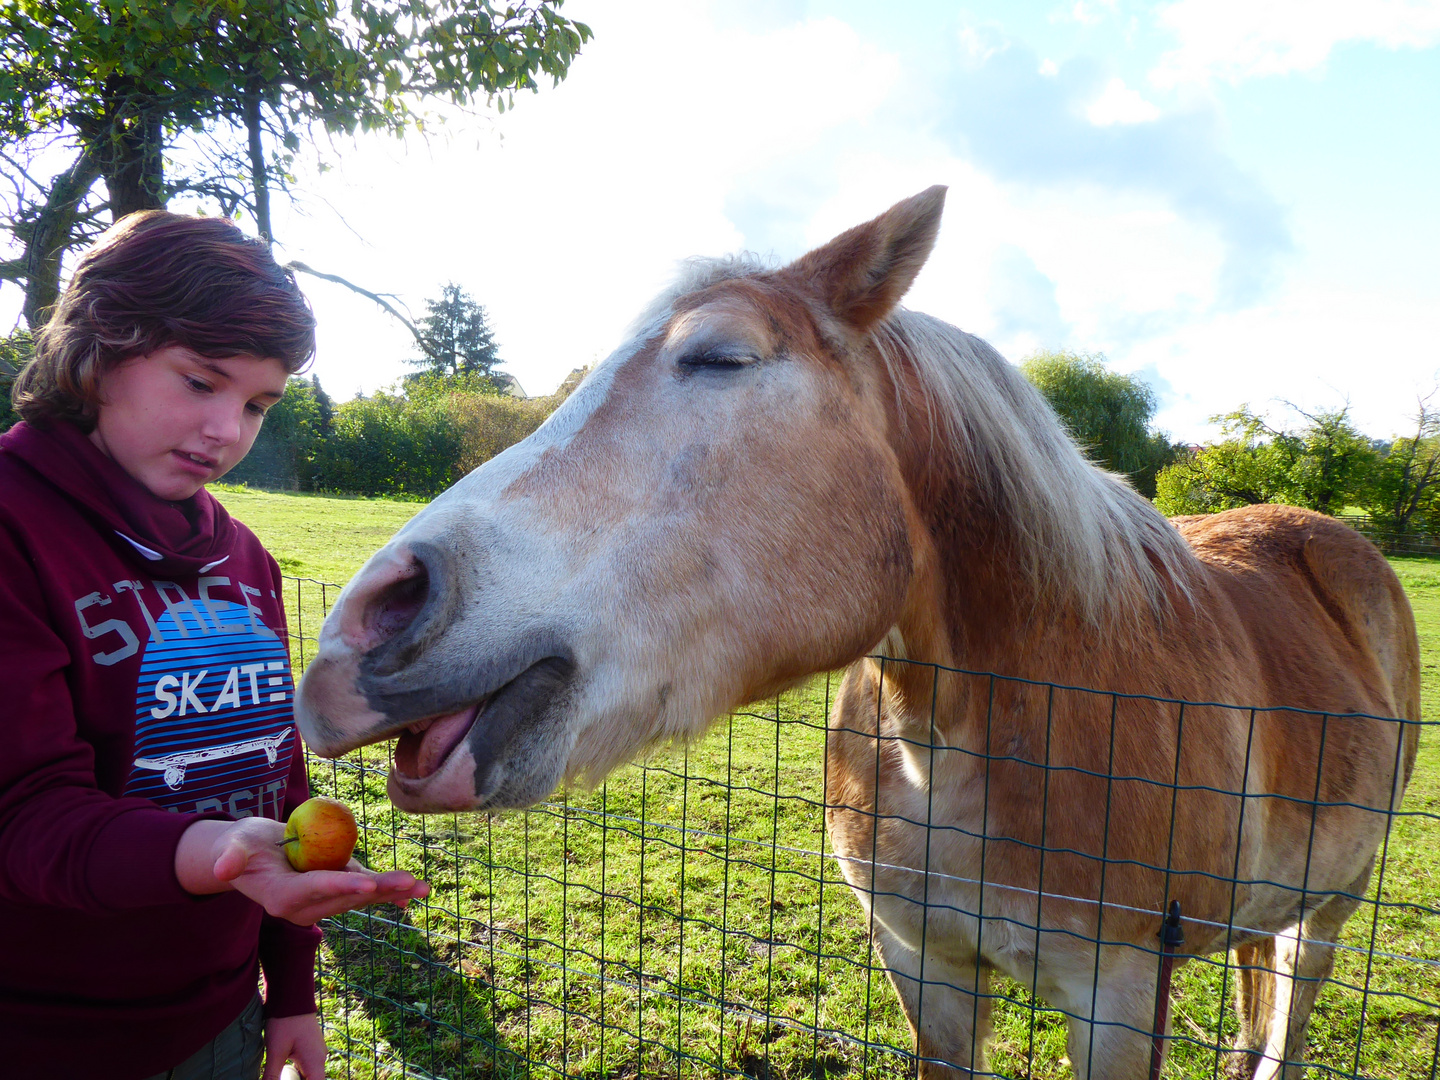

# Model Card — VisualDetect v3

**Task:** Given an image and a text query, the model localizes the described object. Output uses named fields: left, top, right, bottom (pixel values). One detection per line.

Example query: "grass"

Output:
left=215, top=487, right=1439, bottom=1080
left=210, top=483, right=423, bottom=586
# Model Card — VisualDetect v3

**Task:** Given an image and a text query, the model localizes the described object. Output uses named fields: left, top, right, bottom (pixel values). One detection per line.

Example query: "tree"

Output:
left=1154, top=439, right=1288, bottom=516
left=1020, top=350, right=1179, bottom=497
left=223, top=375, right=324, bottom=489
left=405, top=283, right=503, bottom=386
left=309, top=373, right=334, bottom=437
left=0, top=1, right=591, bottom=326
left=311, top=387, right=464, bottom=497
left=1154, top=403, right=1378, bottom=517
left=1278, top=404, right=1377, bottom=514
left=1359, top=394, right=1440, bottom=536
left=0, top=328, right=33, bottom=432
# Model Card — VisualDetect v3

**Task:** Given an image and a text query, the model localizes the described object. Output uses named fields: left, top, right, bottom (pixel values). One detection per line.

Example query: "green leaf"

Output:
left=0, top=0, right=592, bottom=271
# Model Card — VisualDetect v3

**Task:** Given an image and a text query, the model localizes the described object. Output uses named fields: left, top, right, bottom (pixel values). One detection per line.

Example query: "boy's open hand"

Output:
left=177, top=817, right=429, bottom=925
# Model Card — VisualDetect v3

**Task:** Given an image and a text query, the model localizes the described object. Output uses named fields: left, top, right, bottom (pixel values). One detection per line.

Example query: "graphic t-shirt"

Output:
left=127, top=595, right=296, bottom=815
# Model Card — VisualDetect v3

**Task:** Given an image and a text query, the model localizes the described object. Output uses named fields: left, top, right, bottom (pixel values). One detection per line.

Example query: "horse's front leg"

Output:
left=870, top=918, right=993, bottom=1079
left=1040, top=942, right=1166, bottom=1080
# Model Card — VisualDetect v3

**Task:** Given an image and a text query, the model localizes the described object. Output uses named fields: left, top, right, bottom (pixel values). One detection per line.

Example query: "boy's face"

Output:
left=88, top=345, right=289, bottom=501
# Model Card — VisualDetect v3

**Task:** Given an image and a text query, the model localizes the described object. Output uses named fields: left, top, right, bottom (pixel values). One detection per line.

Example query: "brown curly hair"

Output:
left=12, top=211, right=316, bottom=431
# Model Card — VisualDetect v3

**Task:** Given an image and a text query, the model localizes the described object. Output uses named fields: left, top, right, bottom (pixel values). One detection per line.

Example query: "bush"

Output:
left=312, top=389, right=464, bottom=498
left=0, top=330, right=34, bottom=434
left=449, top=392, right=553, bottom=474
left=241, top=366, right=591, bottom=499
left=1154, top=405, right=1377, bottom=518
left=225, top=377, right=325, bottom=489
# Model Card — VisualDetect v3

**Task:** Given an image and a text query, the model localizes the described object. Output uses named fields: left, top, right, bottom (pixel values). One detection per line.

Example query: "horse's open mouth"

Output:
left=388, top=655, right=575, bottom=783
left=393, top=700, right=485, bottom=780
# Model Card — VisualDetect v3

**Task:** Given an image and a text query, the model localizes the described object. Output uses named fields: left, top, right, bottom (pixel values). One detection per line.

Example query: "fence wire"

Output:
left=1339, top=515, right=1440, bottom=559
left=283, top=576, right=1439, bottom=1080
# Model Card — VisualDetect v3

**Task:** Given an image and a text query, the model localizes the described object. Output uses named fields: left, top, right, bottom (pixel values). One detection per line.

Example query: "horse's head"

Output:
left=295, top=187, right=947, bottom=811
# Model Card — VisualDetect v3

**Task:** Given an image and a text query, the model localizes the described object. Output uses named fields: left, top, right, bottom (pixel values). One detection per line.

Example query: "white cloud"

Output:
left=1068, top=0, right=1118, bottom=27
left=1133, top=283, right=1440, bottom=441
left=932, top=42, right=1290, bottom=307
left=282, top=6, right=1300, bottom=421
left=1152, top=0, right=1440, bottom=86
left=958, top=23, right=1008, bottom=64
left=1086, top=77, right=1162, bottom=125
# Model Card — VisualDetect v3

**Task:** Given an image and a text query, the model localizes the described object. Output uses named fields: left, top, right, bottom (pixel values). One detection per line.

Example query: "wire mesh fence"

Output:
left=283, top=576, right=1439, bottom=1080
left=1338, top=516, right=1440, bottom=559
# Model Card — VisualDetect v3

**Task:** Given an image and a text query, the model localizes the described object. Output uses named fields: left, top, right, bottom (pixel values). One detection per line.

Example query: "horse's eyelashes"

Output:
left=678, top=352, right=755, bottom=371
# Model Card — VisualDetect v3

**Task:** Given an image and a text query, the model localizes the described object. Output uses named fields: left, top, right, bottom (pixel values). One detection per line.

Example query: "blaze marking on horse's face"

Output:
left=296, top=263, right=918, bottom=810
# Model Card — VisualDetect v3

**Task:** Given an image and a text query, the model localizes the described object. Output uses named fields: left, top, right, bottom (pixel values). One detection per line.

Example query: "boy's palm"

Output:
left=210, top=817, right=428, bottom=925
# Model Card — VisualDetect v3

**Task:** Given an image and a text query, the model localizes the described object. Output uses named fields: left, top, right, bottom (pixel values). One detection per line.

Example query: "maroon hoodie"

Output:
left=0, top=420, right=320, bottom=1079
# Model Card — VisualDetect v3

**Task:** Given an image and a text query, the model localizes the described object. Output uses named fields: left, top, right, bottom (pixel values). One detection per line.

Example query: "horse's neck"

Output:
left=882, top=427, right=1145, bottom=719
left=898, top=506, right=1081, bottom=672
left=872, top=523, right=1105, bottom=762
left=871, top=327, right=1184, bottom=719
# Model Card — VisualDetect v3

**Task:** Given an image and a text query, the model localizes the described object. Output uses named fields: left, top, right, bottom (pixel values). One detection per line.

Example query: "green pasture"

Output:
left=218, top=487, right=1438, bottom=1080
left=212, top=484, right=424, bottom=586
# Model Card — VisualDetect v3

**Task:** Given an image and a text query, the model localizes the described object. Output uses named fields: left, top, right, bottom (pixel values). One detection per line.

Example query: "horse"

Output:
left=295, top=187, right=1420, bottom=1080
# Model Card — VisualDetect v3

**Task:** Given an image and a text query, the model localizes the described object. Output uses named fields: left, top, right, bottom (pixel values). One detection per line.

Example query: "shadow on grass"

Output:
left=317, top=902, right=529, bottom=1080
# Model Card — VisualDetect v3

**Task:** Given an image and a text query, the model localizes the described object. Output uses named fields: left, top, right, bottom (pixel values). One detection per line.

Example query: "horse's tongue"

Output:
left=413, top=704, right=480, bottom=778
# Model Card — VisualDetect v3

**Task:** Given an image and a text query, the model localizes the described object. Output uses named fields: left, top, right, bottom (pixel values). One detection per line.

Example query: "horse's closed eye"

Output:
left=678, top=353, right=756, bottom=372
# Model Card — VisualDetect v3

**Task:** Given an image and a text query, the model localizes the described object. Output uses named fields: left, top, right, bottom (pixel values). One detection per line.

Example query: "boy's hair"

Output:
left=13, top=211, right=317, bottom=430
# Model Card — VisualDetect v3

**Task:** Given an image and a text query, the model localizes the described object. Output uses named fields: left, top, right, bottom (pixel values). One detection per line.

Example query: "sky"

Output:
left=95, top=0, right=1440, bottom=441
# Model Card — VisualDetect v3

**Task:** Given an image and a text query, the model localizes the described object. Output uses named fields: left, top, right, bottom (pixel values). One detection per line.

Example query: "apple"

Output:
left=278, top=796, right=358, bottom=872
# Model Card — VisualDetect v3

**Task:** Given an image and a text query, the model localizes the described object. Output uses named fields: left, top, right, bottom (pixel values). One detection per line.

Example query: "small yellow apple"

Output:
left=279, top=796, right=358, bottom=872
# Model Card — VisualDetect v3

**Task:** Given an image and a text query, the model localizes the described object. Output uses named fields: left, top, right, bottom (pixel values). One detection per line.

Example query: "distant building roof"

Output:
left=494, top=372, right=526, bottom=398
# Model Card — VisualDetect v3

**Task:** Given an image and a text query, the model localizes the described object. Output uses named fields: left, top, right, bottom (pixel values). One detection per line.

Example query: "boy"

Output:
left=0, top=211, right=428, bottom=1079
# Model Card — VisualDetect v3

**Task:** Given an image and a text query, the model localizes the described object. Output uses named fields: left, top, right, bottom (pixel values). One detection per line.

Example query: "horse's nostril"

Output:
left=358, top=559, right=430, bottom=652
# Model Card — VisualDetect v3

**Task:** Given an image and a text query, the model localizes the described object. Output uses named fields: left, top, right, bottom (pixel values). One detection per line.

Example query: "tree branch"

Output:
left=284, top=260, right=442, bottom=361
left=0, top=146, right=50, bottom=196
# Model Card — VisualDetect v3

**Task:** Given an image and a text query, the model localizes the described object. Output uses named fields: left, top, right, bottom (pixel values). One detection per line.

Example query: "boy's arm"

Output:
left=0, top=521, right=429, bottom=926
left=166, top=650, right=428, bottom=922
left=0, top=529, right=425, bottom=920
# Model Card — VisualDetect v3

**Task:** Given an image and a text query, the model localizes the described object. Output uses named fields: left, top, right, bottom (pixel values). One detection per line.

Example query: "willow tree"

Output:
left=0, top=0, right=590, bottom=326
left=1020, top=349, right=1179, bottom=497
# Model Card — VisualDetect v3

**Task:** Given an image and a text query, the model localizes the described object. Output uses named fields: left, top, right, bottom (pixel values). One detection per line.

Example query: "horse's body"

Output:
left=296, top=188, right=1420, bottom=1079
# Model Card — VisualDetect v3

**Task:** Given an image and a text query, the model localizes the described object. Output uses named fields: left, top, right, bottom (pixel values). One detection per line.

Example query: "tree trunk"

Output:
left=20, top=146, right=104, bottom=328
left=102, top=110, right=166, bottom=219
left=244, top=85, right=272, bottom=244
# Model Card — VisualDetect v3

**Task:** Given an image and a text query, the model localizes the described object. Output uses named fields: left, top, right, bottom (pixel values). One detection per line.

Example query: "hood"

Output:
left=1, top=420, right=238, bottom=577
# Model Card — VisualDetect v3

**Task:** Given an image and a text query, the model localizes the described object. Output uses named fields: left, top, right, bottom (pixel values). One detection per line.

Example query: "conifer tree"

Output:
left=407, top=283, right=503, bottom=389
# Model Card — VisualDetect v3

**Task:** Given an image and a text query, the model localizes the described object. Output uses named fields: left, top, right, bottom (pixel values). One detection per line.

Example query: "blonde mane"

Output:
left=624, top=253, right=775, bottom=340
left=873, top=311, right=1203, bottom=624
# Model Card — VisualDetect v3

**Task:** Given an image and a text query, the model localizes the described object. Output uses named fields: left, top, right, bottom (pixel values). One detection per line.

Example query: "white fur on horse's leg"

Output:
left=871, top=924, right=990, bottom=1079
left=1053, top=946, right=1161, bottom=1080
left=1262, top=866, right=1371, bottom=1080
left=1252, top=930, right=1301, bottom=1080
left=1231, top=940, right=1278, bottom=1080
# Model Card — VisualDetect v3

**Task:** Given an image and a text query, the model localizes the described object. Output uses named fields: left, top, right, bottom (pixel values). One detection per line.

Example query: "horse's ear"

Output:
left=786, top=185, right=947, bottom=332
